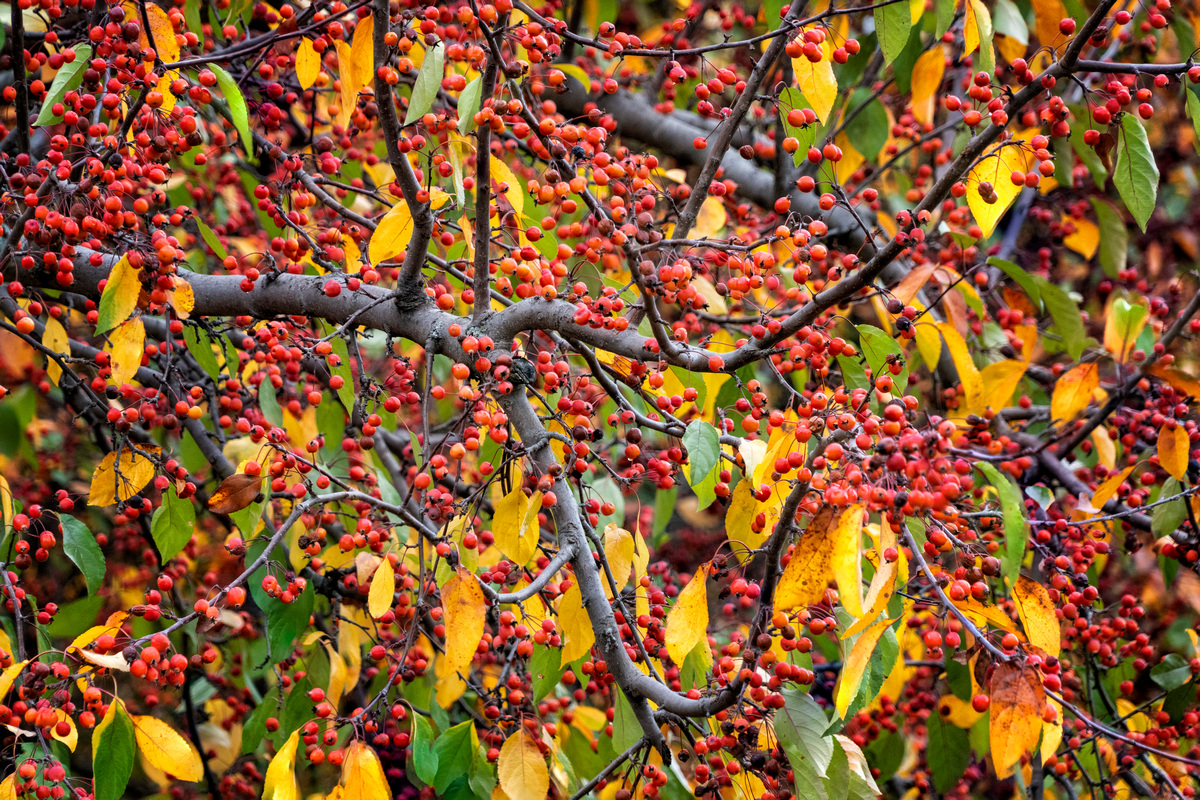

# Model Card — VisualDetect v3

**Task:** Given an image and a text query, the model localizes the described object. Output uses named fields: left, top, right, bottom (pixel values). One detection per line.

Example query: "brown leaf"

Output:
left=207, top=473, right=264, bottom=514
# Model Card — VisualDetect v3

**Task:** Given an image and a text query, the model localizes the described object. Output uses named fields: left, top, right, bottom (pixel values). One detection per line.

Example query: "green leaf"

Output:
left=839, top=355, right=870, bottom=393
left=248, top=539, right=314, bottom=660
left=258, top=382, right=283, bottom=428
left=1069, top=105, right=1108, bottom=186
left=1091, top=197, right=1128, bottom=279
left=875, top=1, right=912, bottom=66
left=60, top=515, right=105, bottom=595
left=456, top=76, right=483, bottom=135
left=987, top=257, right=1042, bottom=310
left=856, top=324, right=908, bottom=395
left=195, top=219, right=229, bottom=263
left=1151, top=653, right=1192, bottom=690
left=240, top=699, right=269, bottom=754
left=935, top=0, right=956, bottom=37
left=765, top=0, right=786, bottom=28
left=209, top=63, right=253, bottom=152
left=611, top=687, right=641, bottom=754
left=843, top=89, right=888, bottom=162
left=946, top=655, right=973, bottom=701
left=408, top=711, right=439, bottom=786
left=1112, top=113, right=1159, bottom=232
left=974, top=462, right=1028, bottom=588
left=405, top=42, right=445, bottom=125
left=150, top=488, right=196, bottom=564
left=326, top=331, right=357, bottom=411
left=1187, top=87, right=1200, bottom=158
left=774, top=689, right=833, bottom=800
left=183, top=325, right=222, bottom=381
left=652, top=485, right=677, bottom=538
left=46, top=594, right=105, bottom=639
left=184, top=1, right=204, bottom=43
left=34, top=44, right=92, bottom=126
left=432, top=721, right=476, bottom=794
left=530, top=644, right=566, bottom=702
left=1033, top=276, right=1087, bottom=361
left=682, top=420, right=721, bottom=496
left=780, top=87, right=819, bottom=167
left=1153, top=478, right=1187, bottom=538
left=92, top=701, right=136, bottom=800
left=926, top=711, right=972, bottom=793
left=991, top=0, right=1028, bottom=43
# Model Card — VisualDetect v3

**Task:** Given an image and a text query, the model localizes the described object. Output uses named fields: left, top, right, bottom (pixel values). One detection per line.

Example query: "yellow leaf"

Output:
left=792, top=31, right=837, bottom=124
left=263, top=730, right=301, bottom=800
left=964, top=0, right=988, bottom=56
left=42, top=316, right=67, bottom=386
left=1150, top=364, right=1200, bottom=398
left=1031, top=0, right=1069, bottom=51
left=831, top=505, right=865, bottom=617
left=0, top=476, right=11, bottom=540
left=89, top=445, right=160, bottom=506
left=725, top=479, right=781, bottom=558
left=107, top=317, right=145, bottom=387
left=1103, top=297, right=1149, bottom=363
left=441, top=566, right=485, bottom=676
left=967, top=143, right=1030, bottom=238
left=558, top=583, right=595, bottom=666
left=602, top=524, right=635, bottom=598
left=939, top=695, right=984, bottom=728
left=1158, top=425, right=1190, bottom=481
left=124, top=1, right=179, bottom=62
left=491, top=156, right=524, bottom=219
left=834, top=133, right=865, bottom=184
left=493, top=488, right=542, bottom=568
left=1013, top=575, right=1060, bottom=657
left=98, top=255, right=140, bottom=333
left=664, top=564, right=709, bottom=664
left=694, top=197, right=727, bottom=238
left=937, top=323, right=981, bottom=411
left=296, top=38, right=320, bottom=91
left=132, top=715, right=204, bottom=782
left=340, top=741, right=389, bottom=800
left=1092, top=426, right=1117, bottom=470
left=350, top=16, right=375, bottom=92
left=773, top=505, right=839, bottom=613
left=335, top=40, right=357, bottom=129
left=913, top=322, right=942, bottom=369
left=1050, top=362, right=1099, bottom=424
left=367, top=558, right=395, bottom=619
left=367, top=190, right=449, bottom=264
left=69, top=611, right=129, bottom=653
left=49, top=709, right=76, bottom=751
left=835, top=614, right=895, bottom=716
left=169, top=276, right=194, bottom=318
left=0, top=660, right=28, bottom=698
left=843, top=524, right=902, bottom=637
left=0, top=775, right=14, bottom=800
left=951, top=596, right=1020, bottom=634
left=973, top=360, right=1027, bottom=415
left=1093, top=465, right=1135, bottom=510
left=498, top=733, right=549, bottom=800
left=1063, top=216, right=1099, bottom=259
left=989, top=661, right=1047, bottom=778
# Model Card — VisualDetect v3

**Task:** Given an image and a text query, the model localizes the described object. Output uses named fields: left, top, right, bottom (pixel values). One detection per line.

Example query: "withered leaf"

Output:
left=207, top=473, right=264, bottom=514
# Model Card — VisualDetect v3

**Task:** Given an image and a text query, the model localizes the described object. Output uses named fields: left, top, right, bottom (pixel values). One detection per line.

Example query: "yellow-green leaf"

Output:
left=834, top=614, right=895, bottom=716
left=131, top=715, right=204, bottom=782
left=664, top=564, right=709, bottom=665
left=367, top=557, right=395, bottom=619
left=441, top=566, right=485, bottom=676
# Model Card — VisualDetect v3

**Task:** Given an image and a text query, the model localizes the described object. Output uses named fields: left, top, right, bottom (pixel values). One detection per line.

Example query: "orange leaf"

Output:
left=1050, top=362, right=1099, bottom=424
left=206, top=473, right=264, bottom=515
left=1159, top=425, right=1190, bottom=481
left=989, top=661, right=1047, bottom=778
